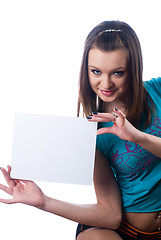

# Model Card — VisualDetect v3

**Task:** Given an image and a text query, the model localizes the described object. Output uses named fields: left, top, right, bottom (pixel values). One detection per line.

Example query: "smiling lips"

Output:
left=100, top=89, right=117, bottom=96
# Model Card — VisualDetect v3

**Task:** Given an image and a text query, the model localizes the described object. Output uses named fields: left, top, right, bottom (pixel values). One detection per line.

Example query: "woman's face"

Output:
left=88, top=47, right=129, bottom=110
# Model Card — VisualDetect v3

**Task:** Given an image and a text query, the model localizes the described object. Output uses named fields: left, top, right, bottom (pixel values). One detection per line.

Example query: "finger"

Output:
left=93, top=112, right=113, bottom=119
left=1, top=168, right=16, bottom=188
left=87, top=112, right=114, bottom=122
left=87, top=117, right=112, bottom=122
left=7, top=165, right=12, bottom=175
left=0, top=198, right=15, bottom=204
left=97, top=127, right=113, bottom=135
left=113, top=108, right=126, bottom=126
left=114, top=108, right=126, bottom=118
left=0, top=183, right=13, bottom=195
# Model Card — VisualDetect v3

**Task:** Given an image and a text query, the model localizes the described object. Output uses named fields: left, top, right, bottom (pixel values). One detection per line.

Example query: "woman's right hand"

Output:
left=87, top=108, right=141, bottom=143
left=0, top=166, right=45, bottom=209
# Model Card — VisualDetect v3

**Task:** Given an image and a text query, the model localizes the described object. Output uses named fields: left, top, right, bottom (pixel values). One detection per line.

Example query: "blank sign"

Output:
left=11, top=113, right=97, bottom=185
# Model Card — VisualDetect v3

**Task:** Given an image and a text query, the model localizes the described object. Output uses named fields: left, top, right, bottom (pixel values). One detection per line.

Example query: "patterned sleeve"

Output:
left=144, top=77, right=161, bottom=97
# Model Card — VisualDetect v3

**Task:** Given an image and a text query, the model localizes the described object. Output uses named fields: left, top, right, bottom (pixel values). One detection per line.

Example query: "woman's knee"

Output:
left=76, top=227, right=123, bottom=240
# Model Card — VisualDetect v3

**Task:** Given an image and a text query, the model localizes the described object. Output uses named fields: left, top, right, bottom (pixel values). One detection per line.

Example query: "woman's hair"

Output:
left=77, top=20, right=154, bottom=128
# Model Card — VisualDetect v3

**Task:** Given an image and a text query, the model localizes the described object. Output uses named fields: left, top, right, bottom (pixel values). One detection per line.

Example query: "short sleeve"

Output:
left=144, top=77, right=161, bottom=97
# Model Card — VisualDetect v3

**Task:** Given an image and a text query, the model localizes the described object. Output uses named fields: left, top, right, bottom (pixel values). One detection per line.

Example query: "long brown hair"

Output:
left=77, top=21, right=154, bottom=128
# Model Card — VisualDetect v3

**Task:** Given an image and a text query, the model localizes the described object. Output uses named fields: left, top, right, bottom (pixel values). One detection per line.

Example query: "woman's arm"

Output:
left=88, top=108, right=161, bottom=158
left=0, top=154, right=122, bottom=229
left=134, top=131, right=161, bottom=158
left=42, top=150, right=122, bottom=229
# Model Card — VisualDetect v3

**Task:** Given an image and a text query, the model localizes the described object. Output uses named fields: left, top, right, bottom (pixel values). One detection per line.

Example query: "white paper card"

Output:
left=11, top=113, right=97, bottom=185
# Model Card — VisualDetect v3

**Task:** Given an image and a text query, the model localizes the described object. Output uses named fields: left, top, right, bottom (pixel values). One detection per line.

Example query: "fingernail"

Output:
left=115, top=107, right=118, bottom=111
left=87, top=116, right=92, bottom=119
left=112, top=112, right=118, bottom=117
left=92, top=112, right=98, bottom=115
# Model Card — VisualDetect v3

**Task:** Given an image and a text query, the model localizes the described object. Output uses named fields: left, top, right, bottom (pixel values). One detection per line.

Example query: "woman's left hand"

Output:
left=87, top=108, right=141, bottom=143
left=0, top=166, right=45, bottom=208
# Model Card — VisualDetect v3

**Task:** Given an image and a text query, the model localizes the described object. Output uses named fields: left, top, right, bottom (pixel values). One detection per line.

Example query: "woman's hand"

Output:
left=87, top=108, right=141, bottom=143
left=0, top=166, right=45, bottom=208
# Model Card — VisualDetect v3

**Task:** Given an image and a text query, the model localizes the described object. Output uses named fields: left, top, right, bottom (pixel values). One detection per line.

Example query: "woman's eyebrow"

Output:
left=88, top=65, right=100, bottom=69
left=113, top=67, right=126, bottom=71
left=88, top=65, right=126, bottom=70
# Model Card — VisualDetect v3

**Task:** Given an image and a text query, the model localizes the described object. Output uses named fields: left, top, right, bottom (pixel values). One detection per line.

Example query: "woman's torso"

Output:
left=96, top=78, right=161, bottom=232
left=123, top=211, right=160, bottom=232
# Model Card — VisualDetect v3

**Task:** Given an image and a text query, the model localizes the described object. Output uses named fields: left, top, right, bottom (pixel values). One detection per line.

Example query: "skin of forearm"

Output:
left=40, top=195, right=121, bottom=229
left=134, top=130, right=161, bottom=158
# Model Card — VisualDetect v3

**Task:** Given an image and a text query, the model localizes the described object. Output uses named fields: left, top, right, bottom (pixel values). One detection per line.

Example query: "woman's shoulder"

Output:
left=144, top=77, right=161, bottom=96
left=144, top=77, right=161, bottom=88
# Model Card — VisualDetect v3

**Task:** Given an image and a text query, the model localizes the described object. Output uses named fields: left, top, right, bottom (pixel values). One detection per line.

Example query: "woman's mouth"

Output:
left=100, top=89, right=116, bottom=96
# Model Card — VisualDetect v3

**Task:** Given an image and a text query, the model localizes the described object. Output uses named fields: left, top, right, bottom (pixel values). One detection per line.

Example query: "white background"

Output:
left=0, top=0, right=161, bottom=239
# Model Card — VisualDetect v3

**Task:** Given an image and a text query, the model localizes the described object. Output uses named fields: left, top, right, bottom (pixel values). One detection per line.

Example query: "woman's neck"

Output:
left=102, top=101, right=127, bottom=114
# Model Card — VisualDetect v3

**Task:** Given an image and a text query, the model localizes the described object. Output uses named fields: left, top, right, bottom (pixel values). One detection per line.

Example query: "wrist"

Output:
left=133, top=129, right=146, bottom=145
left=37, top=194, right=49, bottom=211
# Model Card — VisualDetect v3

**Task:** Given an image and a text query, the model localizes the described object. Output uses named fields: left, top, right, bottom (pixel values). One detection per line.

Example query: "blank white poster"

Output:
left=11, top=113, right=97, bottom=185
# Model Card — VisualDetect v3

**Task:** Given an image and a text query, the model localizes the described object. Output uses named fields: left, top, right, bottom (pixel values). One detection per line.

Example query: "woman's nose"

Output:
left=101, top=75, right=112, bottom=89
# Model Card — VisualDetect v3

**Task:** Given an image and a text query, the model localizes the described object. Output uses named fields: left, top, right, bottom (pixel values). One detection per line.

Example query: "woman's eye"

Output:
left=114, top=71, right=124, bottom=76
left=91, top=69, right=101, bottom=75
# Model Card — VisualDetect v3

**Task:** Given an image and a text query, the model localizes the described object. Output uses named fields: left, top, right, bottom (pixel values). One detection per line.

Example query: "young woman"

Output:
left=0, top=21, right=161, bottom=240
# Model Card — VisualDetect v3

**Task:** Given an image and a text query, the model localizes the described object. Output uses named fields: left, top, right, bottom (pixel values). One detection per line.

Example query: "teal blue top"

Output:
left=96, top=77, right=161, bottom=212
